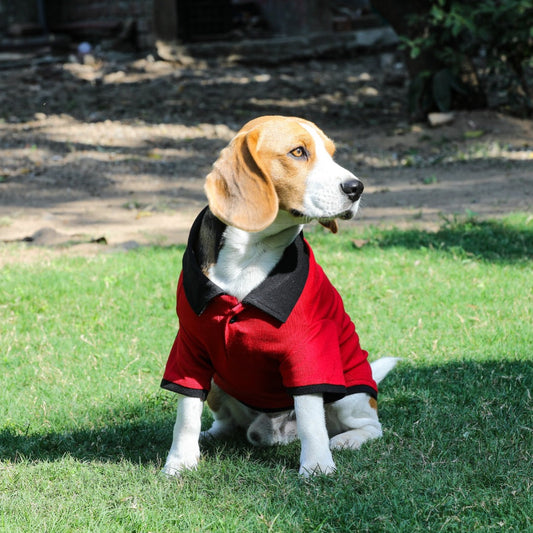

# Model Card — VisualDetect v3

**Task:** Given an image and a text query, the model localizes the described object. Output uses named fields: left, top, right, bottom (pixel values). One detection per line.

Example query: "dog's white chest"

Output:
left=207, top=222, right=301, bottom=301
left=208, top=254, right=280, bottom=301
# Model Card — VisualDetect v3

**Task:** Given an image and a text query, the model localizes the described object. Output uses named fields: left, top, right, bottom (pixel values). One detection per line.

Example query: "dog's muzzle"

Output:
left=340, top=179, right=364, bottom=203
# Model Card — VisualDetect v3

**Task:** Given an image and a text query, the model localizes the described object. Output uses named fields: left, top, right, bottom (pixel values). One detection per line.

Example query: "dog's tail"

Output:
left=370, top=357, right=399, bottom=384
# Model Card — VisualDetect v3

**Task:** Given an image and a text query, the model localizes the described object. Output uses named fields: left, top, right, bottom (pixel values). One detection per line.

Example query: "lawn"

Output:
left=1, top=214, right=531, bottom=532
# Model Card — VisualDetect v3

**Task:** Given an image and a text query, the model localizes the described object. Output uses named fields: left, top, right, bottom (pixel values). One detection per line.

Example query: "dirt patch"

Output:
left=1, top=51, right=532, bottom=264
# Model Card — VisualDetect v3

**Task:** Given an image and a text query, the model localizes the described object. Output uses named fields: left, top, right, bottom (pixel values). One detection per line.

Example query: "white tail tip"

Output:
left=370, top=357, right=400, bottom=384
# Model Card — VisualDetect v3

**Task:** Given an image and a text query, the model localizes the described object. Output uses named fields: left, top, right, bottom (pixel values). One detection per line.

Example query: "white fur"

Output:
left=208, top=212, right=303, bottom=301
left=295, top=394, right=336, bottom=475
left=368, top=356, right=399, bottom=384
left=162, top=395, right=203, bottom=476
left=299, top=122, right=361, bottom=221
left=163, top=120, right=396, bottom=477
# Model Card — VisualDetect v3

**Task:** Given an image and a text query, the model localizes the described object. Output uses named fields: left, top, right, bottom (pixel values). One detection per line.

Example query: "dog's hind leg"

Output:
left=326, top=393, right=383, bottom=450
left=202, top=382, right=258, bottom=439
left=329, top=425, right=382, bottom=449
left=327, top=357, right=399, bottom=449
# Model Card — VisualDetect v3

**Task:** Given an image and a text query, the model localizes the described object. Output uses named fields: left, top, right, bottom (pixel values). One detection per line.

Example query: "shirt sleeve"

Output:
left=279, top=318, right=348, bottom=403
left=160, top=326, right=214, bottom=400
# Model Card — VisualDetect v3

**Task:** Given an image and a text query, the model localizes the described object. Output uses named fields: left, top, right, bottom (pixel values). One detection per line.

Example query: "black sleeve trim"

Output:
left=346, top=384, right=378, bottom=400
left=160, top=379, right=208, bottom=400
left=286, top=384, right=347, bottom=404
left=287, top=384, right=378, bottom=403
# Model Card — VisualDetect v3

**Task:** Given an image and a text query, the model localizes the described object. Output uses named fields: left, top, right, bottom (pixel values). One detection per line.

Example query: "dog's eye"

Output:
left=289, top=147, right=307, bottom=159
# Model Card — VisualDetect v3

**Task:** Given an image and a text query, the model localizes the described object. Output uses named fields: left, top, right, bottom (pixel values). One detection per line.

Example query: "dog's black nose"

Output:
left=340, top=179, right=364, bottom=202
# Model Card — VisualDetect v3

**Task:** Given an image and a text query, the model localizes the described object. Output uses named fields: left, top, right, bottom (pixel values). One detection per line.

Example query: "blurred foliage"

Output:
left=399, top=0, right=533, bottom=116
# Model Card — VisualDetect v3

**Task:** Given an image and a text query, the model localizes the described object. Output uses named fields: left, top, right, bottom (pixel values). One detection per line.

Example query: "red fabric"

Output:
left=162, top=241, right=376, bottom=410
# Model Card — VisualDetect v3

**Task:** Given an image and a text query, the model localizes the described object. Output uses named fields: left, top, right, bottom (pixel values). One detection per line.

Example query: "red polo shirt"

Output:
left=161, top=208, right=377, bottom=412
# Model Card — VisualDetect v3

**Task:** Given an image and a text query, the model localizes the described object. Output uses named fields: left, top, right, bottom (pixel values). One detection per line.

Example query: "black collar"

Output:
left=182, top=207, right=309, bottom=323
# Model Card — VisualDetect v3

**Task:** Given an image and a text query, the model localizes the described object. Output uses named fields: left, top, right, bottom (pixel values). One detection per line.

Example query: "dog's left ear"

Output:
left=205, top=128, right=278, bottom=232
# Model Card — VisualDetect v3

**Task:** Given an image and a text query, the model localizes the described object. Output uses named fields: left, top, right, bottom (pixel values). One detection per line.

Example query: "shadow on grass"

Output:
left=370, top=216, right=533, bottom=262
left=1, top=360, right=530, bottom=469
left=0, top=392, right=297, bottom=471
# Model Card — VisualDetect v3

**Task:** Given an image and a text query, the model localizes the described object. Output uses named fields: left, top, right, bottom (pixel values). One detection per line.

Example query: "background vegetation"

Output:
left=371, top=0, right=533, bottom=116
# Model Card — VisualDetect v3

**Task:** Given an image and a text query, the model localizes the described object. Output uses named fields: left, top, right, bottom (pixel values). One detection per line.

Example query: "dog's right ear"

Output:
left=204, top=128, right=278, bottom=232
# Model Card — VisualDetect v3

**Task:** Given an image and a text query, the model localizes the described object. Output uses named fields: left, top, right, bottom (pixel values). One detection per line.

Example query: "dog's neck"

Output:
left=206, top=211, right=303, bottom=301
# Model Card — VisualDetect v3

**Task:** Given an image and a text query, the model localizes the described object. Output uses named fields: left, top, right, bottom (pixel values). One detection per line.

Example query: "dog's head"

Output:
left=205, top=115, right=363, bottom=233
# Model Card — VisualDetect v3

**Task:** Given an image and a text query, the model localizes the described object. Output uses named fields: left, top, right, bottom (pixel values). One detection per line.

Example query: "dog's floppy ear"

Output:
left=205, top=128, right=278, bottom=232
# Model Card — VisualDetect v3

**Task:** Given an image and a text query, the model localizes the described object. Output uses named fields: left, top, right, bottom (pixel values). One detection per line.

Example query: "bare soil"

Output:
left=1, top=51, right=531, bottom=264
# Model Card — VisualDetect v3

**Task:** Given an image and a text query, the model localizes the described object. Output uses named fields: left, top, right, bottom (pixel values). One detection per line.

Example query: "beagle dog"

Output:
left=161, top=116, right=397, bottom=476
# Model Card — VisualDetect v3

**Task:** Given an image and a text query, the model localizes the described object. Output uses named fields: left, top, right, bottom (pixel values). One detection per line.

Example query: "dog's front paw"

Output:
left=299, top=454, right=336, bottom=477
left=161, top=451, right=200, bottom=477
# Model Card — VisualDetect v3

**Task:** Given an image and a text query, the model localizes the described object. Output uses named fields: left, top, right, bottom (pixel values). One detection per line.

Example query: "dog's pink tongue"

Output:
left=319, top=219, right=338, bottom=233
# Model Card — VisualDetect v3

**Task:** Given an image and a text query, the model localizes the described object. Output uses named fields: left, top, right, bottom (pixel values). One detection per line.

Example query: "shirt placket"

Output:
left=224, top=301, right=245, bottom=355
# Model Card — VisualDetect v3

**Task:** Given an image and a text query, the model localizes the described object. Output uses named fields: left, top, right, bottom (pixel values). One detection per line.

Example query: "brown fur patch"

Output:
left=369, top=397, right=378, bottom=411
left=206, top=386, right=224, bottom=412
left=204, top=130, right=279, bottom=232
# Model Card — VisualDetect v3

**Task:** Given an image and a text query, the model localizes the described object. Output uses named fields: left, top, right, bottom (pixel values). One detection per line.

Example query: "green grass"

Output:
left=1, top=213, right=531, bottom=532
